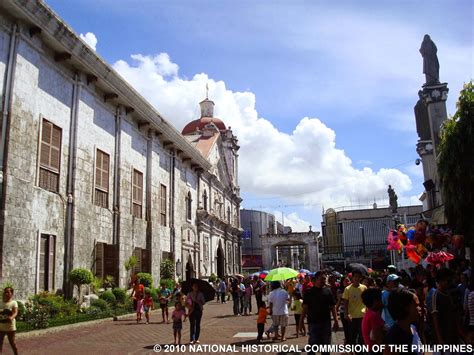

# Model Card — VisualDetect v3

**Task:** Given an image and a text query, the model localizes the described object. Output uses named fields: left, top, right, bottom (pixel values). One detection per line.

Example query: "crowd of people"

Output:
left=209, top=260, right=474, bottom=354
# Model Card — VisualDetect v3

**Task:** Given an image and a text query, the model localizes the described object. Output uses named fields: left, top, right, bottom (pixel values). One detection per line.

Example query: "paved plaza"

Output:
left=15, top=299, right=343, bottom=355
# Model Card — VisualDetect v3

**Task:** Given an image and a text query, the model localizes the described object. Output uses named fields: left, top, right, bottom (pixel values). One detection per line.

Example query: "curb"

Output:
left=16, top=312, right=136, bottom=339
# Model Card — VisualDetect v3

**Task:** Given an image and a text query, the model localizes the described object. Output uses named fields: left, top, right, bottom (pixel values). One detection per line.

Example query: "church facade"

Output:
left=0, top=0, right=241, bottom=298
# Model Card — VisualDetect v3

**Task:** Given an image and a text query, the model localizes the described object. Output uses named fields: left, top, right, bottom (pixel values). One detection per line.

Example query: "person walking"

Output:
left=0, top=287, right=18, bottom=355
left=342, top=270, right=367, bottom=346
left=300, top=271, right=339, bottom=355
left=171, top=301, right=187, bottom=345
left=381, top=274, right=400, bottom=330
left=268, top=281, right=290, bottom=342
left=231, top=278, right=240, bottom=316
left=186, top=282, right=206, bottom=344
left=159, top=283, right=172, bottom=323
left=254, top=276, right=265, bottom=310
left=256, top=301, right=268, bottom=343
left=218, top=279, right=227, bottom=304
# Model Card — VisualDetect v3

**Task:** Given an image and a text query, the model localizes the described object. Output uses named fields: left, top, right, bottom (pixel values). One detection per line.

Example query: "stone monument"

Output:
left=387, top=185, right=398, bottom=214
left=415, top=35, right=449, bottom=210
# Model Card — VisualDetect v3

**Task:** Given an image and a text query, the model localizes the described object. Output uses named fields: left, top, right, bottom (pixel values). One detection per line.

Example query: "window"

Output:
left=160, top=184, right=167, bottom=226
left=39, top=234, right=55, bottom=292
left=132, top=247, right=150, bottom=274
left=227, top=206, right=231, bottom=224
left=186, top=191, right=192, bottom=221
left=94, top=242, right=117, bottom=280
left=94, top=149, right=109, bottom=208
left=132, top=169, right=143, bottom=218
left=203, top=190, right=208, bottom=211
left=39, top=119, right=62, bottom=192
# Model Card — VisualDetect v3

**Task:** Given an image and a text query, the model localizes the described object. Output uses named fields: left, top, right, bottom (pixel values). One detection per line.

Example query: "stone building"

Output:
left=321, top=205, right=423, bottom=270
left=0, top=0, right=241, bottom=298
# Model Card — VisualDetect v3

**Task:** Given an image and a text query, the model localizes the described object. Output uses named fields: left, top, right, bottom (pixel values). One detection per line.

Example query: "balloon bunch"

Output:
left=387, top=220, right=458, bottom=266
left=387, top=221, right=428, bottom=264
left=425, top=251, right=454, bottom=267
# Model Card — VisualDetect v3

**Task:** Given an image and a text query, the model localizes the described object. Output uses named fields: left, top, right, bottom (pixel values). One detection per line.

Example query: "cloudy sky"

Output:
left=48, top=0, right=473, bottom=232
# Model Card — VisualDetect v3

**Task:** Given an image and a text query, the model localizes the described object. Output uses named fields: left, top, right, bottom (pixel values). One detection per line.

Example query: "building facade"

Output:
left=240, top=209, right=277, bottom=272
left=321, top=205, right=423, bottom=270
left=0, top=0, right=241, bottom=298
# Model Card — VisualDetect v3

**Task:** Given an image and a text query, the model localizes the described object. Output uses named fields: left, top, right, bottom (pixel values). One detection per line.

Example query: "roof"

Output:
left=184, top=133, right=219, bottom=158
left=182, top=117, right=226, bottom=135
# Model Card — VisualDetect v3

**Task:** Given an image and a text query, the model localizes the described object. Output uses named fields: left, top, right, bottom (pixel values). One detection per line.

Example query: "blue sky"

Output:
left=45, top=0, right=473, bottom=231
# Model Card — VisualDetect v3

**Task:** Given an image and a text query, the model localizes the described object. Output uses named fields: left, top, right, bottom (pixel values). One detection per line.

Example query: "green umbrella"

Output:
left=264, top=267, right=299, bottom=281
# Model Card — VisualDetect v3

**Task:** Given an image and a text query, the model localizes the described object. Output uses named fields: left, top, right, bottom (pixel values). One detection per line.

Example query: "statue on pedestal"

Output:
left=420, top=34, right=440, bottom=85
left=387, top=185, right=398, bottom=214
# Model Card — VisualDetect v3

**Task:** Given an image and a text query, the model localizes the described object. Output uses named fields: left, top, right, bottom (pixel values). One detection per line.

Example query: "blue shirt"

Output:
left=382, top=289, right=395, bottom=328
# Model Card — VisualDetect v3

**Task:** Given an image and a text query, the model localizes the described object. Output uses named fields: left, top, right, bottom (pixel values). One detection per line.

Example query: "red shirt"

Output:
left=302, top=282, right=313, bottom=295
left=362, top=308, right=384, bottom=350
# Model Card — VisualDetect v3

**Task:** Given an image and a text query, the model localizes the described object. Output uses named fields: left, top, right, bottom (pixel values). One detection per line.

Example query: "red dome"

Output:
left=182, top=117, right=227, bottom=135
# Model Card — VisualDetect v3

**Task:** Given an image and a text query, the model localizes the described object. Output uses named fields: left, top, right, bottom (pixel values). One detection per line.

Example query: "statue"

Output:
left=414, top=90, right=431, bottom=140
left=387, top=185, right=398, bottom=213
left=419, top=34, right=440, bottom=85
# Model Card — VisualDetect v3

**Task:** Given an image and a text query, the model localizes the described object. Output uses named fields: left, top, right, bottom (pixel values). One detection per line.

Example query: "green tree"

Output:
left=69, top=268, right=93, bottom=304
left=438, top=81, right=474, bottom=263
left=160, top=259, right=175, bottom=280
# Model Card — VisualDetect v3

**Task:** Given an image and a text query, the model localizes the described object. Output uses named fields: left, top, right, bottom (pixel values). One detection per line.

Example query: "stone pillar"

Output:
left=421, top=83, right=449, bottom=207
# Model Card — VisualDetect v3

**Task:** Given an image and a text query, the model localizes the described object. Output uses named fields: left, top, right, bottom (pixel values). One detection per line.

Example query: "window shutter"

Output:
left=141, top=249, right=150, bottom=273
left=48, top=235, right=55, bottom=291
left=95, top=151, right=102, bottom=188
left=95, top=242, right=104, bottom=278
left=102, top=153, right=109, bottom=191
left=104, top=244, right=117, bottom=280
left=132, top=248, right=142, bottom=274
left=50, top=126, right=61, bottom=171
left=39, top=236, right=47, bottom=291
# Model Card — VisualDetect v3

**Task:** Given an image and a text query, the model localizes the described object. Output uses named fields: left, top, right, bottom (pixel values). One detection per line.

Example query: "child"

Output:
left=256, top=301, right=268, bottom=343
left=361, top=287, right=384, bottom=352
left=143, top=292, right=154, bottom=324
left=171, top=302, right=187, bottom=345
left=136, top=293, right=144, bottom=323
left=159, top=283, right=172, bottom=323
left=291, top=291, right=305, bottom=337
left=0, top=287, right=18, bottom=355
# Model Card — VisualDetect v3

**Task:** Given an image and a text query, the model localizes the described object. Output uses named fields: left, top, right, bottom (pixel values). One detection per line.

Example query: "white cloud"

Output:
left=274, top=211, right=312, bottom=233
left=113, top=53, right=414, bottom=211
left=79, top=32, right=97, bottom=51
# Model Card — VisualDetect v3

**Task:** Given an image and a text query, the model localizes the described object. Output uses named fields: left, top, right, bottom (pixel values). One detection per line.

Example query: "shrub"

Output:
left=103, top=275, right=115, bottom=289
left=150, top=288, right=159, bottom=303
left=160, top=259, right=175, bottom=280
left=21, top=301, right=50, bottom=329
left=17, top=301, right=26, bottom=318
left=31, top=292, right=77, bottom=318
left=90, top=277, right=102, bottom=294
left=100, top=290, right=116, bottom=304
left=136, top=273, right=153, bottom=288
left=159, top=278, right=175, bottom=290
left=112, top=288, right=127, bottom=304
left=209, top=273, right=217, bottom=283
left=69, top=268, right=94, bottom=304
left=90, top=299, right=108, bottom=312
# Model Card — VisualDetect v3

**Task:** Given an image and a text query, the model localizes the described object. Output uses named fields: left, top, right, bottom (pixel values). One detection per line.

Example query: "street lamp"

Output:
left=176, top=259, right=182, bottom=278
left=359, top=226, right=366, bottom=257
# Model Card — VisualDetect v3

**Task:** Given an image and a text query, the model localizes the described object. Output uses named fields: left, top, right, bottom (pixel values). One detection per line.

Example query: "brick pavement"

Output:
left=14, top=298, right=344, bottom=355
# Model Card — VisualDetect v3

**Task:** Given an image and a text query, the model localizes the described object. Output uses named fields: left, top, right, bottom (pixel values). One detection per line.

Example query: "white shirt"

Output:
left=268, top=288, right=289, bottom=316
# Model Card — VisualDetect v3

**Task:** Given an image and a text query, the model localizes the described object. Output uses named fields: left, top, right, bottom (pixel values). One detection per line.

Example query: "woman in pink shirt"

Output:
left=361, top=288, right=385, bottom=352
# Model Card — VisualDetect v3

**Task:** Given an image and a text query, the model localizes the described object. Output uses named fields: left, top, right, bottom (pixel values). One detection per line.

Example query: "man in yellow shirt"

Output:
left=342, top=271, right=367, bottom=346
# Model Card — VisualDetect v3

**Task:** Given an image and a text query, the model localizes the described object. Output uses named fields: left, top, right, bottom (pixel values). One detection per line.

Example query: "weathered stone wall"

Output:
left=2, top=27, right=74, bottom=298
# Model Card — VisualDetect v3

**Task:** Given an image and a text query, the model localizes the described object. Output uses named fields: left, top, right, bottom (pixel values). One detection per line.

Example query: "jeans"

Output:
left=189, top=311, right=202, bottom=342
left=255, top=293, right=263, bottom=310
left=349, top=317, right=363, bottom=346
left=307, top=321, right=331, bottom=355
left=232, top=294, right=240, bottom=315
left=220, top=291, right=226, bottom=303
left=257, top=323, right=265, bottom=341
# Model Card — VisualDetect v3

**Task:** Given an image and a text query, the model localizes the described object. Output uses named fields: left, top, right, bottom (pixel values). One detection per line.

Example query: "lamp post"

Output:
left=359, top=226, right=366, bottom=258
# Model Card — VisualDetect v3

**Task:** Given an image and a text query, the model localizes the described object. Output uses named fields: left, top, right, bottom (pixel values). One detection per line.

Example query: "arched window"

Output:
left=186, top=191, right=192, bottom=220
left=203, top=190, right=208, bottom=211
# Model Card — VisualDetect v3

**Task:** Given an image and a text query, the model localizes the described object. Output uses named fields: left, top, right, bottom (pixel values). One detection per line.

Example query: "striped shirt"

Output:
left=468, top=291, right=474, bottom=326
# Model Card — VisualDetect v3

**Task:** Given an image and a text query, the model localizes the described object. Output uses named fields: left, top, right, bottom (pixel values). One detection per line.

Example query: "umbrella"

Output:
left=297, top=272, right=306, bottom=278
left=234, top=273, right=244, bottom=279
left=181, top=278, right=215, bottom=302
left=264, top=267, right=299, bottom=281
left=299, top=268, right=310, bottom=274
left=347, top=263, right=369, bottom=276
left=332, top=271, right=342, bottom=279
